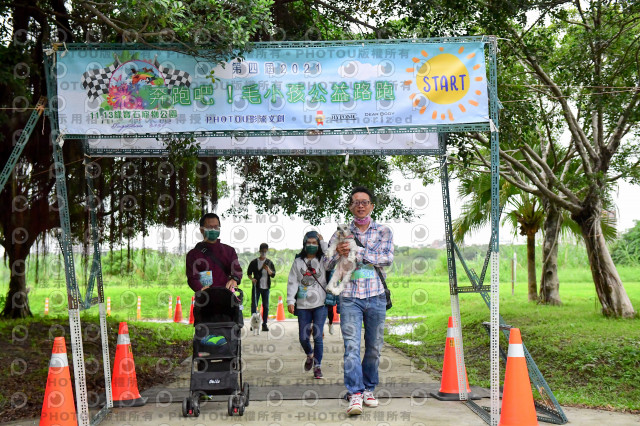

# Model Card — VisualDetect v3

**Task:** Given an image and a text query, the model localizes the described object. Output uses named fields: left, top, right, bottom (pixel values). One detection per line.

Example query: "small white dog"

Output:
left=249, top=312, right=261, bottom=335
left=326, top=224, right=358, bottom=295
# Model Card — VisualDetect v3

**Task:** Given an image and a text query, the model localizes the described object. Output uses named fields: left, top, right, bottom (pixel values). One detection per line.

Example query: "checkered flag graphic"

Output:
left=81, top=58, right=120, bottom=100
left=158, top=65, right=192, bottom=90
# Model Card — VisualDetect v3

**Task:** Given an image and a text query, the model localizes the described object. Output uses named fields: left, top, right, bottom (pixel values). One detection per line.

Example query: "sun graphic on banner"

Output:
left=404, top=46, right=484, bottom=120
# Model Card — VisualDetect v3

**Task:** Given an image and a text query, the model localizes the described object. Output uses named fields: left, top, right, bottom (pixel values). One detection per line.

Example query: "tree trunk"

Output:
left=2, top=247, right=33, bottom=318
left=539, top=200, right=562, bottom=305
left=526, top=232, right=537, bottom=301
left=574, top=207, right=636, bottom=318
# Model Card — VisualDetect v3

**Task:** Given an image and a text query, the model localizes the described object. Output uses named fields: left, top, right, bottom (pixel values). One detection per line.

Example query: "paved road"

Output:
left=7, top=319, right=640, bottom=425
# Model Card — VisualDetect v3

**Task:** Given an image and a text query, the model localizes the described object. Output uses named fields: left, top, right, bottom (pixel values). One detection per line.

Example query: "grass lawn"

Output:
left=1, top=246, right=639, bottom=419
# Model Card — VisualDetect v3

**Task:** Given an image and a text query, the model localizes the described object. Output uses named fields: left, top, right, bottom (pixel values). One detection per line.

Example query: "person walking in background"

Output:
left=247, top=243, right=276, bottom=331
left=287, top=231, right=328, bottom=379
left=326, top=186, right=394, bottom=416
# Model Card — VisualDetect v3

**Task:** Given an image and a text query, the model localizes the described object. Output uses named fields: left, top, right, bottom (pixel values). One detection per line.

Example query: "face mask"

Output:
left=354, top=215, right=371, bottom=226
left=305, top=245, right=318, bottom=255
left=204, top=229, right=220, bottom=241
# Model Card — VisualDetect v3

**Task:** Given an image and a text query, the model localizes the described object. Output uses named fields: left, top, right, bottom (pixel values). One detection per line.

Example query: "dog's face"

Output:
left=336, top=224, right=351, bottom=238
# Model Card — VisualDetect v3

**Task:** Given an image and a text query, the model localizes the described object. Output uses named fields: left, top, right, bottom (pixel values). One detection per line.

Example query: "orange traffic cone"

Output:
left=167, top=295, right=172, bottom=319
left=499, top=328, right=538, bottom=425
left=188, top=296, right=195, bottom=324
left=430, top=316, right=479, bottom=400
left=44, top=297, right=49, bottom=316
left=174, top=296, right=183, bottom=323
left=276, top=296, right=285, bottom=321
left=333, top=304, right=340, bottom=323
left=260, top=303, right=263, bottom=317
left=136, top=296, right=141, bottom=320
left=111, top=322, right=146, bottom=407
left=107, top=296, right=111, bottom=316
left=40, top=337, right=77, bottom=426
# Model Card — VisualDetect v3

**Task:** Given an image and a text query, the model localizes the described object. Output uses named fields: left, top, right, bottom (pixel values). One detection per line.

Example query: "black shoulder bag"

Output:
left=196, top=243, right=239, bottom=284
left=352, top=236, right=392, bottom=310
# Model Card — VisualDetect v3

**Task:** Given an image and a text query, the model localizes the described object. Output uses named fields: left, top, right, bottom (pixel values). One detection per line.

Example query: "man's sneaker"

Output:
left=304, top=355, right=313, bottom=371
left=363, top=391, right=379, bottom=407
left=262, top=323, right=269, bottom=332
left=347, top=393, right=363, bottom=416
left=313, top=366, right=323, bottom=379
left=328, top=324, right=334, bottom=335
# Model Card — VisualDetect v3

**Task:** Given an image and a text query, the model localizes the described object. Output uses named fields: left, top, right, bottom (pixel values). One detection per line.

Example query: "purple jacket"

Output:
left=186, top=241, right=243, bottom=292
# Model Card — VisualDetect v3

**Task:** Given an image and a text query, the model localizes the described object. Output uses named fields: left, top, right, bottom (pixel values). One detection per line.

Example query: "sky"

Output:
left=0, top=166, right=637, bottom=260
left=156, top=167, right=640, bottom=255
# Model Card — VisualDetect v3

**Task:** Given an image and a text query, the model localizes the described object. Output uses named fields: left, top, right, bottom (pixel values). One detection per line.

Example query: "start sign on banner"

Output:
left=54, top=40, right=490, bottom=143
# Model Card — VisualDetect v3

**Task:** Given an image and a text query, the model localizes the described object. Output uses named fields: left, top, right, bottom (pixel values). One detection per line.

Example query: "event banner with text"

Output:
left=55, top=42, right=489, bottom=138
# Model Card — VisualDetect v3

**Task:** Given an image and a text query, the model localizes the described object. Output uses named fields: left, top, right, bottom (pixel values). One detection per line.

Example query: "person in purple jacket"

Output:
left=186, top=213, right=243, bottom=322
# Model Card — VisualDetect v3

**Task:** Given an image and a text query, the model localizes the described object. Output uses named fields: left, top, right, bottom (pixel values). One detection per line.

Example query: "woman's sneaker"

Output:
left=328, top=324, right=334, bottom=335
left=362, top=391, right=379, bottom=407
left=313, top=366, right=323, bottom=379
left=347, top=393, right=363, bottom=416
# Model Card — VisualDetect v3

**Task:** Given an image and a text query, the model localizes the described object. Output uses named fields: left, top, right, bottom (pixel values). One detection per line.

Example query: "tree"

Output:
left=449, top=171, right=545, bottom=302
left=388, top=0, right=639, bottom=317
left=0, top=0, right=273, bottom=318
left=224, top=156, right=414, bottom=225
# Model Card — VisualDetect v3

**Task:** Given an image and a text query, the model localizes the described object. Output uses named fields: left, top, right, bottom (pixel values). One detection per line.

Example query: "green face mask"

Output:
left=204, top=229, right=220, bottom=241
left=305, top=244, right=318, bottom=255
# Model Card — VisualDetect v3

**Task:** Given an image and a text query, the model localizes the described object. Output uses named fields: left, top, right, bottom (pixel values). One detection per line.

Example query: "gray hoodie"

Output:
left=286, top=242, right=329, bottom=309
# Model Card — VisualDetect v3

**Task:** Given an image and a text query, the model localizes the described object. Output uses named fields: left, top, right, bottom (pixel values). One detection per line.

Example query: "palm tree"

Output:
left=453, top=173, right=543, bottom=301
left=453, top=172, right=617, bottom=304
left=502, top=194, right=545, bottom=301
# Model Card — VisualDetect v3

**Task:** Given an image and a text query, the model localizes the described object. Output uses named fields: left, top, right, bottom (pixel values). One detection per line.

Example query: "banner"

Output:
left=83, top=132, right=440, bottom=155
left=55, top=41, right=490, bottom=138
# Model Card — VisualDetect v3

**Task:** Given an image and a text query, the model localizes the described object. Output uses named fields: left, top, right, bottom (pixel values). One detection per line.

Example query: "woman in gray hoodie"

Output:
left=287, top=231, right=329, bottom=379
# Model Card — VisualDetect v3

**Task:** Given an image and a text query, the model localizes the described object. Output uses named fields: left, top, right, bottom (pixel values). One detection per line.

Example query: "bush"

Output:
left=611, top=221, right=640, bottom=266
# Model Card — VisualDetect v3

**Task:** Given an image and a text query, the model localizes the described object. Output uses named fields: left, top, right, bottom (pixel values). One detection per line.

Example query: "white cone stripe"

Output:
left=507, top=343, right=525, bottom=358
left=446, top=327, right=455, bottom=338
left=117, top=333, right=131, bottom=345
left=49, top=353, right=69, bottom=368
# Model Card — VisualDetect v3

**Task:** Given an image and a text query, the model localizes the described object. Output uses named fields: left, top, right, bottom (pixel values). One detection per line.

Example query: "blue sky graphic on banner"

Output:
left=55, top=42, right=489, bottom=137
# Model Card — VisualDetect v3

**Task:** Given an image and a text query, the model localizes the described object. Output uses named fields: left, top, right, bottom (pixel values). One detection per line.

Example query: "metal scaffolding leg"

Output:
left=45, top=52, right=90, bottom=426
left=83, top=147, right=114, bottom=420
left=487, top=36, right=501, bottom=426
left=439, top=144, right=469, bottom=401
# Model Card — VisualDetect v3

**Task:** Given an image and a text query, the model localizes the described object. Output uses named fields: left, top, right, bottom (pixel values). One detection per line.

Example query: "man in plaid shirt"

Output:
left=326, top=186, right=394, bottom=416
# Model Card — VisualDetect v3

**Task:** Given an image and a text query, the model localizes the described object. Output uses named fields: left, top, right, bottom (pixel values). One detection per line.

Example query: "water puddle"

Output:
left=386, top=323, right=417, bottom=336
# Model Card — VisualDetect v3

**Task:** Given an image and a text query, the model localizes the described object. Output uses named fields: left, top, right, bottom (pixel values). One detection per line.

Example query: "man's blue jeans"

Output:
left=250, top=286, right=270, bottom=325
left=297, top=305, right=328, bottom=367
left=340, top=293, right=386, bottom=395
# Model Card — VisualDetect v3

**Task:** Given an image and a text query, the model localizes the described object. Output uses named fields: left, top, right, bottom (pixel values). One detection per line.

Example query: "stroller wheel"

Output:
left=227, top=395, right=235, bottom=416
left=191, top=396, right=200, bottom=417
left=242, top=383, right=250, bottom=407
left=238, top=401, right=245, bottom=416
left=182, top=397, right=191, bottom=417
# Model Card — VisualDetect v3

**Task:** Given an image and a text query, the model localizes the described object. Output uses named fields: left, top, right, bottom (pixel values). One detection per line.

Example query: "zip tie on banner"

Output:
left=344, top=153, right=350, bottom=166
left=489, top=119, right=498, bottom=133
left=60, top=42, right=68, bottom=58
left=366, top=126, right=371, bottom=135
left=56, top=129, right=67, bottom=148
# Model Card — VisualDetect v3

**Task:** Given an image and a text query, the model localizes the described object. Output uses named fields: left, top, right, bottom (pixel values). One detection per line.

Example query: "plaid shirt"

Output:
left=326, top=220, right=394, bottom=299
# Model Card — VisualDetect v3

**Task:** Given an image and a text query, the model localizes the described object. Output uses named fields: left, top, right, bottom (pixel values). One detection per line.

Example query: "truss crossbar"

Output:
left=0, top=97, right=46, bottom=194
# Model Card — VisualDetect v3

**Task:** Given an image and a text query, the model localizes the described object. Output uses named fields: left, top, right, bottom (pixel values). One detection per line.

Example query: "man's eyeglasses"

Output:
left=350, top=200, right=372, bottom=207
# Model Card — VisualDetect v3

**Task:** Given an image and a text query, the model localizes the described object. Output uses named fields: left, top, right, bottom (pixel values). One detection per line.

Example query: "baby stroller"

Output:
left=182, top=286, right=249, bottom=417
